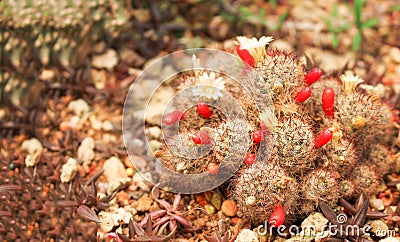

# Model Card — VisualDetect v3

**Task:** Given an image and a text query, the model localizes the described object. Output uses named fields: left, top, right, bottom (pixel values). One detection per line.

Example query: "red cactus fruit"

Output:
left=163, top=110, right=184, bottom=125
left=268, top=205, right=285, bottom=227
left=252, top=130, right=263, bottom=143
left=207, top=162, right=219, bottom=175
left=244, top=154, right=256, bottom=165
left=295, top=87, right=312, bottom=102
left=193, top=131, right=212, bottom=145
left=236, top=46, right=256, bottom=67
left=196, top=101, right=212, bottom=119
left=322, top=87, right=335, bottom=118
left=305, top=68, right=322, bottom=85
left=314, top=128, right=333, bottom=148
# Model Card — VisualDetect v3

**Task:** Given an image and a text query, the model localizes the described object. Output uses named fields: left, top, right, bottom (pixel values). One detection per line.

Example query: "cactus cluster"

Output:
left=156, top=36, right=398, bottom=225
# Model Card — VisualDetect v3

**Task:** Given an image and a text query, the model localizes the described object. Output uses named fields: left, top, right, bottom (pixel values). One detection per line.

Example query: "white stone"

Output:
left=235, top=229, right=258, bottom=242
left=21, top=138, right=43, bottom=155
left=91, top=49, right=119, bottom=70
left=111, top=207, right=133, bottom=225
left=301, top=212, right=329, bottom=234
left=389, top=47, right=400, bottom=63
left=68, top=115, right=81, bottom=129
left=98, top=211, right=114, bottom=232
left=102, top=157, right=130, bottom=193
left=60, top=158, right=79, bottom=183
left=370, top=198, right=385, bottom=211
left=68, top=99, right=90, bottom=116
left=90, top=115, right=103, bottom=130
left=25, top=154, right=40, bottom=167
left=102, top=120, right=113, bottom=131
left=77, top=137, right=95, bottom=163
left=147, top=126, right=162, bottom=140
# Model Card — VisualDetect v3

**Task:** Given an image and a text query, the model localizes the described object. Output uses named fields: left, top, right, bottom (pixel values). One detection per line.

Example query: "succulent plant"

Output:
left=0, top=157, right=102, bottom=241
left=139, top=186, right=197, bottom=234
left=155, top=35, right=398, bottom=227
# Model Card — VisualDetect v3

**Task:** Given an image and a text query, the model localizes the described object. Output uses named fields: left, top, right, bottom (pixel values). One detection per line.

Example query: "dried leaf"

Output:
left=85, top=169, right=104, bottom=186
left=339, top=198, right=356, bottom=214
left=99, top=191, right=117, bottom=203
left=172, top=193, right=181, bottom=211
left=352, top=199, right=368, bottom=227
left=0, top=184, right=22, bottom=192
left=319, top=202, right=340, bottom=225
left=56, top=200, right=79, bottom=207
left=0, top=211, right=12, bottom=216
left=365, top=211, right=387, bottom=219
left=77, top=205, right=101, bottom=223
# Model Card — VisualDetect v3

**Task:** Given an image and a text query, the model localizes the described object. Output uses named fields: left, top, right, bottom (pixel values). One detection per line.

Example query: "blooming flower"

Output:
left=192, top=72, right=226, bottom=100
left=236, top=36, right=274, bottom=63
left=192, top=54, right=201, bottom=69
left=260, top=110, right=277, bottom=132
left=341, top=74, right=364, bottom=95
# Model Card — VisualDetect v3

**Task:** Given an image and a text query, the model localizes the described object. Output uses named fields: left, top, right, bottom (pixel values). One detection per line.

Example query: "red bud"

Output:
left=295, top=87, right=312, bottom=102
left=305, top=68, right=322, bottom=85
left=236, top=46, right=255, bottom=67
left=244, top=154, right=256, bottom=165
left=252, top=130, right=263, bottom=143
left=163, top=110, right=183, bottom=125
left=322, top=88, right=335, bottom=118
left=196, top=101, right=212, bottom=119
left=269, top=205, right=285, bottom=227
left=314, top=128, right=333, bottom=148
left=193, top=131, right=212, bottom=145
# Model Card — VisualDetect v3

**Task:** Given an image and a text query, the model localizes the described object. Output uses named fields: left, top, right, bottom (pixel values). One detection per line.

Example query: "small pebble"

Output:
left=91, top=49, right=119, bottom=70
left=126, top=168, right=134, bottom=176
left=221, top=200, right=237, bottom=217
left=98, top=211, right=114, bottom=232
left=111, top=207, right=132, bottom=225
left=205, top=204, right=216, bottom=215
left=67, top=99, right=90, bottom=116
left=116, top=191, right=130, bottom=206
left=389, top=47, right=400, bottom=63
left=301, top=212, right=329, bottom=234
left=370, top=198, right=385, bottom=211
left=77, top=137, right=95, bottom=163
left=135, top=196, right=153, bottom=212
left=147, top=126, right=162, bottom=139
left=59, top=121, right=70, bottom=131
left=60, top=158, right=79, bottom=183
left=21, top=138, right=43, bottom=155
left=235, top=229, right=258, bottom=242
left=369, top=220, right=389, bottom=237
left=90, top=115, right=103, bottom=130
left=103, top=157, right=130, bottom=192
left=102, top=120, right=113, bottom=131
left=68, top=115, right=81, bottom=129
